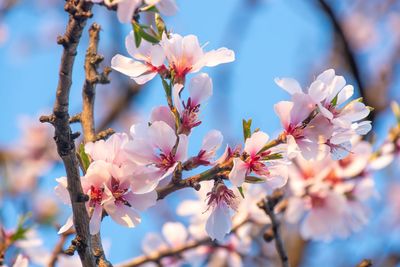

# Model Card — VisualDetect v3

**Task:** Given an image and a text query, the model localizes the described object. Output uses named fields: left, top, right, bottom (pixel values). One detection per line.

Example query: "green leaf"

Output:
left=244, top=176, right=266, bottom=184
left=155, top=13, right=166, bottom=37
left=161, top=77, right=171, bottom=97
left=132, top=22, right=142, bottom=48
left=139, top=28, right=160, bottom=44
left=242, top=119, right=252, bottom=141
left=330, top=94, right=338, bottom=106
left=79, top=143, right=91, bottom=172
left=262, top=153, right=283, bottom=161
left=9, top=214, right=31, bottom=242
left=237, top=186, right=245, bottom=198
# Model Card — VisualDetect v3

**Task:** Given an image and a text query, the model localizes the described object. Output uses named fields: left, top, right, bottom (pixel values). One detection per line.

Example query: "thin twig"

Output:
left=47, top=230, right=74, bottom=267
left=82, top=23, right=110, bottom=143
left=40, top=0, right=96, bottom=266
left=317, top=0, right=382, bottom=123
left=156, top=159, right=233, bottom=200
left=115, top=220, right=251, bottom=267
left=81, top=22, right=112, bottom=266
left=258, top=191, right=290, bottom=267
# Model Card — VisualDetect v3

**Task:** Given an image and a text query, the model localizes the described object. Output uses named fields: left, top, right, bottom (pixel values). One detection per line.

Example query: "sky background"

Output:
left=1, top=0, right=399, bottom=266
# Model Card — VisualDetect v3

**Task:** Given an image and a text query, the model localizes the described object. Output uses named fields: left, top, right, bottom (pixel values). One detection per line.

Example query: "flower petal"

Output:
left=111, top=54, right=149, bottom=77
left=229, top=158, right=248, bottom=187
left=274, top=77, right=302, bottom=95
left=188, top=73, right=213, bottom=105
left=244, top=131, right=269, bottom=156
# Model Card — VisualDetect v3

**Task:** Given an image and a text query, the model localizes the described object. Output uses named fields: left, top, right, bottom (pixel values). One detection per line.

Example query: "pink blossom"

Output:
left=125, top=120, right=188, bottom=180
left=111, top=33, right=166, bottom=84
left=228, top=131, right=288, bottom=190
left=160, top=33, right=235, bottom=81
left=274, top=96, right=332, bottom=160
left=285, top=141, right=376, bottom=241
left=275, top=69, right=371, bottom=160
left=173, top=73, right=213, bottom=134
left=85, top=133, right=161, bottom=194
left=205, top=183, right=239, bottom=241
left=56, top=161, right=157, bottom=234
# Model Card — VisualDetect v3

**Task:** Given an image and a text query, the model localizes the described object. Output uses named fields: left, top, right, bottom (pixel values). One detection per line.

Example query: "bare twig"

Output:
left=156, top=159, right=233, bottom=200
left=317, top=0, right=386, bottom=123
left=81, top=22, right=112, bottom=267
left=82, top=23, right=110, bottom=143
left=48, top=230, right=74, bottom=267
left=258, top=191, right=289, bottom=267
left=115, top=220, right=251, bottom=267
left=40, top=0, right=96, bottom=266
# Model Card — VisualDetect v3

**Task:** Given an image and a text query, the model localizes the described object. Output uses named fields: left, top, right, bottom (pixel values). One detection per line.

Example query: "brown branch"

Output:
left=258, top=191, right=290, bottom=267
left=81, top=23, right=113, bottom=266
left=48, top=230, right=74, bottom=267
left=40, top=0, right=96, bottom=266
left=82, top=23, right=110, bottom=143
left=115, top=220, right=251, bottom=267
left=317, top=0, right=381, bottom=123
left=156, top=159, right=233, bottom=200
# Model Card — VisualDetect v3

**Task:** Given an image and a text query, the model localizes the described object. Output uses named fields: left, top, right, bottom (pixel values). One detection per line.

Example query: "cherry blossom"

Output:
left=285, top=141, right=376, bottom=241
left=56, top=160, right=157, bottom=234
left=205, top=182, right=239, bottom=241
left=111, top=34, right=166, bottom=84
left=275, top=69, right=371, bottom=160
left=125, top=120, right=188, bottom=181
left=160, top=33, right=235, bottom=81
left=228, top=131, right=288, bottom=190
left=173, top=73, right=213, bottom=134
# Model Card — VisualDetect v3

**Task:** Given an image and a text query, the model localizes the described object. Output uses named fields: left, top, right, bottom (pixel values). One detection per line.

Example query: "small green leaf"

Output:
left=132, top=22, right=142, bottom=48
left=237, top=186, right=245, bottom=198
left=155, top=13, right=166, bottom=37
left=9, top=214, right=31, bottom=242
left=79, top=143, right=91, bottom=172
left=161, top=77, right=171, bottom=97
left=331, top=94, right=338, bottom=106
left=139, top=29, right=160, bottom=44
left=262, top=153, right=283, bottom=161
left=242, top=119, right=252, bottom=141
left=244, top=176, right=266, bottom=184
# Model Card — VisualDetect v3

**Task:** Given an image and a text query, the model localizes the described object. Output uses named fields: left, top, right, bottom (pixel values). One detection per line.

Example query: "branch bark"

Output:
left=156, top=159, right=233, bottom=200
left=40, top=0, right=96, bottom=266
left=258, top=191, right=290, bottom=267
left=114, top=220, right=250, bottom=267
left=317, top=0, right=383, bottom=123
left=81, top=23, right=112, bottom=267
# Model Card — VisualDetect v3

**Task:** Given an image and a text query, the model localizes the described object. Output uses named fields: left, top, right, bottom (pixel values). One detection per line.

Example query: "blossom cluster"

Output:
left=51, top=0, right=378, bottom=254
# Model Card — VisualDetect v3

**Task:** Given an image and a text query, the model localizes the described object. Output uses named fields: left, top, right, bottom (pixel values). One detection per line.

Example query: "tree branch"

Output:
left=82, top=23, right=110, bottom=143
left=40, top=0, right=96, bottom=266
left=317, top=0, right=382, bottom=123
left=156, top=159, right=233, bottom=200
left=258, top=191, right=289, bottom=267
left=115, top=220, right=251, bottom=267
left=81, top=22, right=112, bottom=267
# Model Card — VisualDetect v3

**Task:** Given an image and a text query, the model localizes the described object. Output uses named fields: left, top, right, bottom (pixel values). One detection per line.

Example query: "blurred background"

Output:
left=1, top=0, right=400, bottom=266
